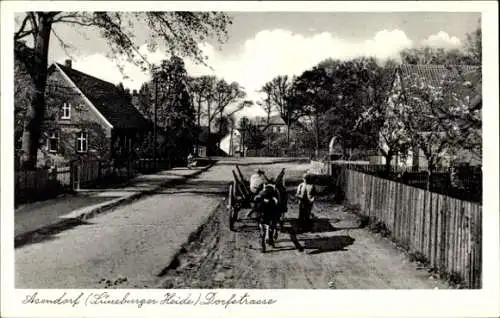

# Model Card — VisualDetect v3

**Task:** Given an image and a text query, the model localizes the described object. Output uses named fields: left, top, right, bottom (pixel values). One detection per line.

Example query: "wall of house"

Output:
left=270, top=124, right=287, bottom=134
left=40, top=68, right=113, bottom=166
left=219, top=130, right=241, bottom=156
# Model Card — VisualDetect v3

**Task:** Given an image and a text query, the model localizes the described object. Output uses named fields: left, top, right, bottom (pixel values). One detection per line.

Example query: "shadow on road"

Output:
left=301, top=236, right=355, bottom=254
left=232, top=216, right=358, bottom=255
left=15, top=220, right=96, bottom=248
left=215, top=159, right=308, bottom=167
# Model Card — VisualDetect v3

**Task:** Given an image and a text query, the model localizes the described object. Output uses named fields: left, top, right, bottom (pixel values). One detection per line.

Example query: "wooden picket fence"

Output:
left=337, top=168, right=482, bottom=289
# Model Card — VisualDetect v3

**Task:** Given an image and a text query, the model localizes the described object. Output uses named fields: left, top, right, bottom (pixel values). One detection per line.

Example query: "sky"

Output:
left=16, top=11, right=480, bottom=118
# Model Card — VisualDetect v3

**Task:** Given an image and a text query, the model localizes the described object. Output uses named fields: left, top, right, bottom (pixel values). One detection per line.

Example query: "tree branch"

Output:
left=14, top=15, right=33, bottom=40
left=27, top=12, right=38, bottom=33
left=51, top=27, right=75, bottom=60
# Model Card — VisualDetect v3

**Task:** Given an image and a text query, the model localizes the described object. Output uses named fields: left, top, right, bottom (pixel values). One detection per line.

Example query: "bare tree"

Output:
left=212, top=80, right=246, bottom=147
left=257, top=98, right=273, bottom=153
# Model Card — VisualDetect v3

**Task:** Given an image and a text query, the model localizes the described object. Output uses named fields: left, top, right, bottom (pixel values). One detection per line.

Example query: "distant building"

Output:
left=218, top=114, right=288, bottom=156
left=254, top=115, right=287, bottom=134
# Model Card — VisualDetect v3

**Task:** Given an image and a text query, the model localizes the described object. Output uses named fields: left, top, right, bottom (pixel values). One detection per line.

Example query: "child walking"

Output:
left=296, top=173, right=316, bottom=232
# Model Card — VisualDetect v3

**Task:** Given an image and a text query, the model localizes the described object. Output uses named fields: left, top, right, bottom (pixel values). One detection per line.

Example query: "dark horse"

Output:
left=254, top=169, right=288, bottom=252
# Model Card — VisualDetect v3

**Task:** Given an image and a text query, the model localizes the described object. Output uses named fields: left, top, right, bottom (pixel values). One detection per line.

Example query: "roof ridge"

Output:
left=56, top=63, right=119, bottom=88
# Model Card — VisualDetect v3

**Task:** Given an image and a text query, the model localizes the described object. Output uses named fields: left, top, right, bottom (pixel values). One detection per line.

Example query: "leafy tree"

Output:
left=316, top=57, right=384, bottom=153
left=214, top=115, right=230, bottom=140
left=135, top=82, right=153, bottom=119
left=150, top=56, right=196, bottom=161
left=242, top=123, right=265, bottom=151
left=426, top=67, right=482, bottom=163
left=355, top=61, right=411, bottom=173
left=386, top=72, right=450, bottom=171
left=14, top=11, right=232, bottom=168
left=464, top=21, right=481, bottom=65
left=291, top=67, right=333, bottom=157
left=14, top=42, right=36, bottom=167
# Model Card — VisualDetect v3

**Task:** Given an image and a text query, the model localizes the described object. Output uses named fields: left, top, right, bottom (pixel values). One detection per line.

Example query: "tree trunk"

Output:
left=218, top=110, right=223, bottom=150
left=384, top=151, right=393, bottom=177
left=21, top=15, right=52, bottom=169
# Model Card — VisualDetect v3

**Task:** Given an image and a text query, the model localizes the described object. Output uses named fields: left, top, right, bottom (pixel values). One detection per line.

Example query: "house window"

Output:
left=48, top=132, right=59, bottom=153
left=61, top=102, right=71, bottom=119
left=76, top=131, right=88, bottom=153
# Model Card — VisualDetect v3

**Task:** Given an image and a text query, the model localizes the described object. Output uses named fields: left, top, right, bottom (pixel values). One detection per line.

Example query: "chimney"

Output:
left=65, top=59, right=72, bottom=69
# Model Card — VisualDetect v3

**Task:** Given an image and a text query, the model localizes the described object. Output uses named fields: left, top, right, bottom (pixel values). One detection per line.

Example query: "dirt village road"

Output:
left=16, top=159, right=451, bottom=289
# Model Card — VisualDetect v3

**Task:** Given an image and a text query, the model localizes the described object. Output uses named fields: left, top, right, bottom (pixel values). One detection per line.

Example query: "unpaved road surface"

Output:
left=16, top=158, right=451, bottom=289
left=15, top=159, right=308, bottom=289
left=15, top=165, right=231, bottom=288
left=159, top=198, right=451, bottom=289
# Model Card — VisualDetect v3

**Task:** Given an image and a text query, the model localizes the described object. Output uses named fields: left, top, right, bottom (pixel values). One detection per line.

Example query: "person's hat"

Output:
left=257, top=168, right=264, bottom=174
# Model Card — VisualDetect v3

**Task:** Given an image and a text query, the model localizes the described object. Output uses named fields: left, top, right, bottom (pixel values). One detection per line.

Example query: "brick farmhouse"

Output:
left=17, top=59, right=151, bottom=167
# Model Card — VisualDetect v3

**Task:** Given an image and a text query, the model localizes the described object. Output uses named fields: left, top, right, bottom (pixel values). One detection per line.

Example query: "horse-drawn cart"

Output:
left=226, top=165, right=287, bottom=252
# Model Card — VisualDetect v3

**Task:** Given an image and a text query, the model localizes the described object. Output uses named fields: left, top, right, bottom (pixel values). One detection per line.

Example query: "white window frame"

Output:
left=61, top=102, right=71, bottom=119
left=76, top=131, right=88, bottom=153
left=48, top=132, right=59, bottom=153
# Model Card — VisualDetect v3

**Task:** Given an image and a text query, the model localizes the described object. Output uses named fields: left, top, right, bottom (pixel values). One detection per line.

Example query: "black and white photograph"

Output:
left=1, top=1, right=499, bottom=317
